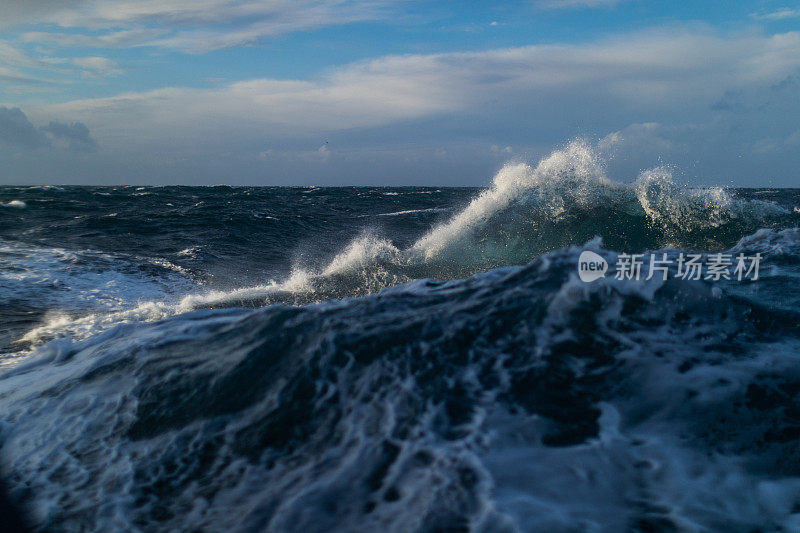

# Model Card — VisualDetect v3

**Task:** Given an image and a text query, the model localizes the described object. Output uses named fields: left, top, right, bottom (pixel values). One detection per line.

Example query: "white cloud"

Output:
left=0, top=41, right=41, bottom=69
left=751, top=8, right=800, bottom=21
left=491, top=145, right=513, bottom=154
left=41, top=30, right=800, bottom=137
left=535, top=0, right=624, bottom=9
left=71, top=56, right=121, bottom=77
left=0, top=39, right=122, bottom=89
left=0, top=41, right=66, bottom=79
left=10, top=0, right=399, bottom=52
left=22, top=29, right=167, bottom=49
left=0, top=41, right=66, bottom=87
left=599, top=122, right=675, bottom=154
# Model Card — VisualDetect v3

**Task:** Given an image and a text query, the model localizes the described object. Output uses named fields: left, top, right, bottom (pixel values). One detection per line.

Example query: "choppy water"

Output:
left=1, top=141, right=799, bottom=531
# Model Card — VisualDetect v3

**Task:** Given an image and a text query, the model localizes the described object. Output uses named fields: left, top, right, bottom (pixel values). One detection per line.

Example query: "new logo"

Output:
left=578, top=250, right=608, bottom=282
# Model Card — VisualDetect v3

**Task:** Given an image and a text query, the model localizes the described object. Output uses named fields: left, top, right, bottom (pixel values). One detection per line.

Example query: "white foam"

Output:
left=0, top=240, right=197, bottom=351
left=321, top=235, right=402, bottom=276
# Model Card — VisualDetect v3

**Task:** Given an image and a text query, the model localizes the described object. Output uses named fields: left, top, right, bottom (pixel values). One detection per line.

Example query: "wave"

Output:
left=197, top=140, right=790, bottom=302
left=271, top=141, right=790, bottom=302
left=0, top=240, right=198, bottom=357
left=5, top=140, right=796, bottom=352
left=412, top=141, right=787, bottom=262
left=2, top=239, right=800, bottom=531
left=1, top=142, right=799, bottom=530
left=373, top=207, right=452, bottom=217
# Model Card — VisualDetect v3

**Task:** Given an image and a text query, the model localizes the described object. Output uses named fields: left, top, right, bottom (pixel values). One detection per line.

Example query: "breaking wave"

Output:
left=215, top=140, right=790, bottom=304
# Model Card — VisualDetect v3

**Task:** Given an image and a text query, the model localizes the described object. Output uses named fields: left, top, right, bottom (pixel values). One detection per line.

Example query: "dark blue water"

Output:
left=1, top=143, right=800, bottom=531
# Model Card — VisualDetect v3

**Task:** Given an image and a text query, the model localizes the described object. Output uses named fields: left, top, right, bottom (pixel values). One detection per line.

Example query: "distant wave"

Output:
left=374, top=207, right=452, bottom=217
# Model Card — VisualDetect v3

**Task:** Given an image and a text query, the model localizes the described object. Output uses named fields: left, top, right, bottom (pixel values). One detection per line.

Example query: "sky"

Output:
left=0, top=0, right=799, bottom=186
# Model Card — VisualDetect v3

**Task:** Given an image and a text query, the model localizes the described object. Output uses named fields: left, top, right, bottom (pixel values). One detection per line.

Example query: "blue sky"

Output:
left=1, top=0, right=799, bottom=185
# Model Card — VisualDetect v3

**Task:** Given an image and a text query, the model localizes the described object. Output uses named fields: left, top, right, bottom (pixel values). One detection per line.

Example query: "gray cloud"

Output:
left=41, top=120, right=97, bottom=152
left=0, top=107, right=98, bottom=154
left=599, top=72, right=800, bottom=184
left=0, top=107, right=50, bottom=148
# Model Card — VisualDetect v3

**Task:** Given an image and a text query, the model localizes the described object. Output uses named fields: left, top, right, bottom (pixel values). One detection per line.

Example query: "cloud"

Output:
left=11, top=0, right=399, bottom=52
left=71, top=56, right=121, bottom=77
left=0, top=106, right=98, bottom=153
left=0, top=40, right=41, bottom=69
left=0, top=107, right=50, bottom=148
left=0, top=1, right=88, bottom=30
left=597, top=71, right=800, bottom=183
left=0, top=40, right=61, bottom=84
left=0, top=66, right=42, bottom=85
left=751, top=8, right=800, bottom=21
left=22, top=29, right=167, bottom=48
left=598, top=121, right=677, bottom=157
left=54, top=0, right=390, bottom=27
left=9, top=28, right=800, bottom=185
left=0, top=39, right=122, bottom=91
left=535, top=0, right=624, bottom=9
left=45, top=30, right=800, bottom=135
left=41, top=120, right=97, bottom=151
left=490, top=145, right=513, bottom=154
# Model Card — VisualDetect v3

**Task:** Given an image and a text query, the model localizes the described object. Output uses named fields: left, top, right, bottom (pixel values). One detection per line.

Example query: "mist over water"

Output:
left=1, top=141, right=800, bottom=531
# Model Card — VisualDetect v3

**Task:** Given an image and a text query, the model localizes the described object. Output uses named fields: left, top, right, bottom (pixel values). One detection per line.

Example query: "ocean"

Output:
left=1, top=142, right=800, bottom=531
